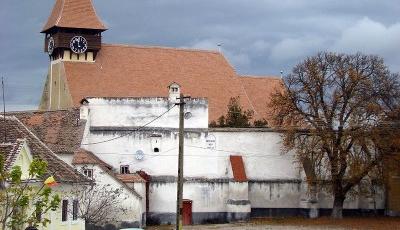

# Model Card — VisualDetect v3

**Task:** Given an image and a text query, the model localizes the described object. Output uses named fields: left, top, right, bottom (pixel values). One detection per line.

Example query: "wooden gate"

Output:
left=182, top=199, right=192, bottom=225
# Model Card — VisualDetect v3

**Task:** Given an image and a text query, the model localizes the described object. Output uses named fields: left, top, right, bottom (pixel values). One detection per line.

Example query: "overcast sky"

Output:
left=0, top=0, right=399, bottom=111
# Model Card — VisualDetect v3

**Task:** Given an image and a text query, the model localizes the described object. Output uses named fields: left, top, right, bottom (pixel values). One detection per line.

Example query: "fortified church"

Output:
left=38, top=0, right=281, bottom=123
left=2, top=0, right=394, bottom=229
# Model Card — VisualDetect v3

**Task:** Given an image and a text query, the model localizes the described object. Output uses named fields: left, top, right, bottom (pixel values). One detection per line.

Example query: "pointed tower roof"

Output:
left=41, top=0, right=107, bottom=33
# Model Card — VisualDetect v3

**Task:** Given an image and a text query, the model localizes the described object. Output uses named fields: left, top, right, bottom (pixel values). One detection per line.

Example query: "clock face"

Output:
left=70, top=36, right=88, bottom=54
left=48, top=37, right=55, bottom=55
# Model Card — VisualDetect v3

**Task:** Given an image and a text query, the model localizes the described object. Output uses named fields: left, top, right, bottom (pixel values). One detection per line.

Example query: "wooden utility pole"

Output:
left=176, top=93, right=190, bottom=230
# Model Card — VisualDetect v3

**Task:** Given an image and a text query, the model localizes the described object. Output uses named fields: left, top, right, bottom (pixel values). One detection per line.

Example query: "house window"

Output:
left=72, top=200, right=79, bottom=220
left=35, top=201, right=42, bottom=221
left=62, top=200, right=68, bottom=222
left=83, top=169, right=93, bottom=179
left=172, top=87, right=178, bottom=92
left=120, top=165, right=130, bottom=174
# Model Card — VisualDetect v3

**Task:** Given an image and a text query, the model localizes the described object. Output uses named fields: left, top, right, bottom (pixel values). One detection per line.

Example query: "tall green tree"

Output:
left=210, top=96, right=257, bottom=127
left=270, top=52, right=400, bottom=218
left=0, top=156, right=61, bottom=229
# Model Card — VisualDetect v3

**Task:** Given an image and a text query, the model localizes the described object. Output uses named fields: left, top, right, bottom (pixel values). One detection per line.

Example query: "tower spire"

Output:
left=41, top=0, right=107, bottom=33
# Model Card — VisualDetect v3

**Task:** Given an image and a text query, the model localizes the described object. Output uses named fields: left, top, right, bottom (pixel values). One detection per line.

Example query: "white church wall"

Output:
left=79, top=96, right=387, bottom=223
left=85, top=97, right=208, bottom=129
left=82, top=129, right=299, bottom=180
left=147, top=180, right=231, bottom=224
left=249, top=181, right=302, bottom=209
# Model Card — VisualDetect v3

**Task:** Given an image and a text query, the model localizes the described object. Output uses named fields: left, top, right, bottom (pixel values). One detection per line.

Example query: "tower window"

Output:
left=172, top=87, right=178, bottom=92
left=154, top=148, right=160, bottom=152
left=120, top=165, right=130, bottom=174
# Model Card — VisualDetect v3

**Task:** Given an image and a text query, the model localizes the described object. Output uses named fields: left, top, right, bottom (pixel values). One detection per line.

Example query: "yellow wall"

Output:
left=6, top=144, right=86, bottom=230
left=13, top=144, right=32, bottom=180
left=37, top=185, right=86, bottom=230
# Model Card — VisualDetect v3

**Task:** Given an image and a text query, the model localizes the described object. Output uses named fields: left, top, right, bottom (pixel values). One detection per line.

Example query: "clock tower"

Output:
left=39, top=0, right=107, bottom=110
left=41, top=0, right=107, bottom=62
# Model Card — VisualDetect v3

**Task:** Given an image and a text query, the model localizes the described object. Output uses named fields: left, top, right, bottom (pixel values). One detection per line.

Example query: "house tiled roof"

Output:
left=62, top=44, right=282, bottom=122
left=10, top=109, right=85, bottom=155
left=0, top=140, right=25, bottom=171
left=230, top=155, right=247, bottom=182
left=0, top=116, right=86, bottom=183
left=41, top=0, right=107, bottom=33
left=72, top=148, right=143, bottom=198
left=72, top=148, right=112, bottom=169
left=116, top=173, right=146, bottom=183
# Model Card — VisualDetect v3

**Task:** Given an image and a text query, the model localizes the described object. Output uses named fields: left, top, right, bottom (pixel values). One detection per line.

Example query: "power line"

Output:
left=81, top=104, right=176, bottom=145
left=93, top=146, right=290, bottom=158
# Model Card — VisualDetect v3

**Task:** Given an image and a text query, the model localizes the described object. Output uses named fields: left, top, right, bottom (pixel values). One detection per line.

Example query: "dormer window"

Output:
left=83, top=169, right=93, bottom=179
left=120, top=165, right=130, bottom=174
left=168, top=82, right=181, bottom=102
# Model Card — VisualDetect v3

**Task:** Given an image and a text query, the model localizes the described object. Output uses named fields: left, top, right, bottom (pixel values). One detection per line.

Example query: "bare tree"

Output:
left=71, top=183, right=128, bottom=227
left=270, top=52, right=400, bottom=218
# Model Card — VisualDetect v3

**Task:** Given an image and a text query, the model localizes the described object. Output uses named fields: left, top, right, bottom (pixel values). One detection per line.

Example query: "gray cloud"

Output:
left=0, top=0, right=399, bottom=110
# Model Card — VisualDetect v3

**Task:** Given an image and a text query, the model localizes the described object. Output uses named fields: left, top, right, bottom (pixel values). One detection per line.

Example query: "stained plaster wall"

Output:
left=147, top=179, right=231, bottom=224
left=84, top=97, right=208, bottom=128
left=79, top=98, right=386, bottom=222
left=82, top=130, right=297, bottom=179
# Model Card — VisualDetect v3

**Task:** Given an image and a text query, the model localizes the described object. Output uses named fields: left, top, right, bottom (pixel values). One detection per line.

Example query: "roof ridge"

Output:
left=1, top=115, right=17, bottom=120
left=55, top=0, right=64, bottom=26
left=90, top=0, right=106, bottom=28
left=6, top=108, right=79, bottom=114
left=101, top=43, right=221, bottom=55
left=13, top=117, right=85, bottom=182
left=4, top=140, right=23, bottom=171
left=240, top=75, right=281, bottom=80
left=96, top=160, right=143, bottom=199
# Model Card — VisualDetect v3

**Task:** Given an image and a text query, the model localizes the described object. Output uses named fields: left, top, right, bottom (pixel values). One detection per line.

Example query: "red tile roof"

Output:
left=72, top=148, right=143, bottom=198
left=240, top=75, right=284, bottom=122
left=0, top=116, right=86, bottom=183
left=116, top=174, right=146, bottom=183
left=41, top=0, right=107, bottom=33
left=230, top=155, right=247, bottom=182
left=10, top=109, right=85, bottom=155
left=62, top=44, right=282, bottom=122
left=72, top=148, right=112, bottom=169
left=0, top=140, right=25, bottom=171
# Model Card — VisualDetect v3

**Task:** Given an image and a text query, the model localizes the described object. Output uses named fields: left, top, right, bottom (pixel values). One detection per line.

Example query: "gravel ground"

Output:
left=147, top=224, right=344, bottom=230
left=146, top=217, right=400, bottom=230
left=181, top=223, right=344, bottom=229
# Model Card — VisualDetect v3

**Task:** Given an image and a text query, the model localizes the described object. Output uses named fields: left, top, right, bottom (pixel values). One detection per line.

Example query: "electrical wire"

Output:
left=94, top=144, right=291, bottom=158
left=81, top=104, right=177, bottom=145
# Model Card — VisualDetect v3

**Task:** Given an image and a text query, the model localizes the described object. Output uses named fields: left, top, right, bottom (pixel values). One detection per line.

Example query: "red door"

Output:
left=182, top=199, right=192, bottom=225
